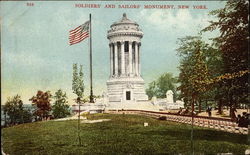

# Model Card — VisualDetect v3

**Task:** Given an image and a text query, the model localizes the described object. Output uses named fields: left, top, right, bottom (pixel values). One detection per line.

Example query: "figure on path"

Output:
left=207, top=106, right=212, bottom=117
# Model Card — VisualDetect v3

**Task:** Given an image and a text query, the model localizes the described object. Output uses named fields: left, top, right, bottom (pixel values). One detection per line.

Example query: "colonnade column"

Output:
left=121, top=41, right=125, bottom=76
left=138, top=43, right=141, bottom=76
left=135, top=42, right=139, bottom=76
left=114, top=42, right=118, bottom=76
left=110, top=43, right=113, bottom=77
left=128, top=41, right=133, bottom=76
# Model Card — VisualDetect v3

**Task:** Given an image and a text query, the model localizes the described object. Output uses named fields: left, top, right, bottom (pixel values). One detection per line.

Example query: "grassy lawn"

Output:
left=2, top=114, right=249, bottom=155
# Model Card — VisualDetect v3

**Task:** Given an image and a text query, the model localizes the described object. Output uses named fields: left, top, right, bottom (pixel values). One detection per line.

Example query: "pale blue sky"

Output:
left=1, top=1, right=226, bottom=104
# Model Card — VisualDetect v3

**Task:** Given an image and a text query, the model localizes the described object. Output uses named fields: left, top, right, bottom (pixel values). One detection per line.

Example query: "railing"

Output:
left=71, top=104, right=105, bottom=113
left=107, top=109, right=249, bottom=135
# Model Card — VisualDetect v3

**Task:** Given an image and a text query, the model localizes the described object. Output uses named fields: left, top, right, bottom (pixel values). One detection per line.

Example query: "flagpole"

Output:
left=89, top=13, right=94, bottom=103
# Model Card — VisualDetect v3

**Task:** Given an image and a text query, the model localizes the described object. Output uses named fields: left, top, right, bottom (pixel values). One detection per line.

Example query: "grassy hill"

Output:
left=2, top=114, right=249, bottom=155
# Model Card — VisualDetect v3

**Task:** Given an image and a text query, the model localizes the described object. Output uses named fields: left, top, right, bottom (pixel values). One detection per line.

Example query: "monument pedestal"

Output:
left=107, top=77, right=148, bottom=103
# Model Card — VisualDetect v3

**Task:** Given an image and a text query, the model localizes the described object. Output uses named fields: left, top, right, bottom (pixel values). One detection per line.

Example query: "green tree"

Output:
left=146, top=81, right=157, bottom=100
left=3, top=95, right=23, bottom=125
left=30, top=90, right=52, bottom=120
left=146, top=73, right=177, bottom=99
left=177, top=36, right=209, bottom=112
left=203, top=0, right=249, bottom=118
left=72, top=64, right=84, bottom=98
left=52, top=89, right=71, bottom=118
left=21, top=108, right=33, bottom=123
left=3, top=95, right=33, bottom=125
left=203, top=45, right=226, bottom=114
left=72, top=63, right=85, bottom=146
left=177, top=37, right=210, bottom=153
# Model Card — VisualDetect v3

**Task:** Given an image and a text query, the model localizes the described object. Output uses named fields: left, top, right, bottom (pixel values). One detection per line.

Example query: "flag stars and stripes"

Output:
left=69, top=21, right=90, bottom=45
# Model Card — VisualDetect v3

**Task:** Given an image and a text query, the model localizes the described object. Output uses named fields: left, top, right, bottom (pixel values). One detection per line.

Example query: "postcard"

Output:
left=1, top=0, right=249, bottom=155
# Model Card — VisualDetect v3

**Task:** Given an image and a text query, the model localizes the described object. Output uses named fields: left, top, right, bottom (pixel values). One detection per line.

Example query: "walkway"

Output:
left=107, top=109, right=249, bottom=135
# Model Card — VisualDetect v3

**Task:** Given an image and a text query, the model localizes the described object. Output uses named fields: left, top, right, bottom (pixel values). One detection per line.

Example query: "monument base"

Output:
left=106, top=101, right=158, bottom=111
left=106, top=76, right=148, bottom=104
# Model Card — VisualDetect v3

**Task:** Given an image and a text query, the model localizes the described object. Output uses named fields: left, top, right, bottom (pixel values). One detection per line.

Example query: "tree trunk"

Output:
left=229, top=106, right=232, bottom=117
left=191, top=95, right=195, bottom=114
left=229, top=106, right=237, bottom=121
left=13, top=117, right=15, bottom=126
left=4, top=112, right=7, bottom=127
left=192, top=100, right=194, bottom=113
left=217, top=99, right=223, bottom=115
left=198, top=100, right=202, bottom=113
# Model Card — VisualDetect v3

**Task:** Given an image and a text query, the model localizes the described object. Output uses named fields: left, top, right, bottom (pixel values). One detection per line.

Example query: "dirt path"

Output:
left=198, top=109, right=248, bottom=118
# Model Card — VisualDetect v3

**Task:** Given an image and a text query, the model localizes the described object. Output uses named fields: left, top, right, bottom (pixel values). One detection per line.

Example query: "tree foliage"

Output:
left=72, top=64, right=84, bottom=99
left=52, top=89, right=71, bottom=118
left=177, top=36, right=210, bottom=111
left=203, top=0, right=249, bottom=117
left=176, top=0, right=249, bottom=117
left=3, top=95, right=23, bottom=125
left=30, top=90, right=52, bottom=120
left=146, top=73, right=177, bottom=99
left=21, top=108, right=33, bottom=123
left=3, top=95, right=33, bottom=125
left=203, top=46, right=226, bottom=114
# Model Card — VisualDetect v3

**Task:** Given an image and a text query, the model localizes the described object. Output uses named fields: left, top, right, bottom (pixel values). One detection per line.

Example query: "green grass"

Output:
left=2, top=113, right=249, bottom=155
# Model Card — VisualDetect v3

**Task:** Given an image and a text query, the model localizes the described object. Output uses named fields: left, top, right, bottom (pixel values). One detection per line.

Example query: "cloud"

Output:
left=4, top=51, right=44, bottom=67
left=138, top=9, right=216, bottom=36
left=51, top=7, right=88, bottom=28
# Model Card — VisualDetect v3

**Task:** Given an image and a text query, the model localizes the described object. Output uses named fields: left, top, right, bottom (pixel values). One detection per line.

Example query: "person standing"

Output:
left=207, top=106, right=212, bottom=117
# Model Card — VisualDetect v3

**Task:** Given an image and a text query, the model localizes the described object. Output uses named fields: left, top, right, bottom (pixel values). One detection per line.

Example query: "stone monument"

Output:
left=153, top=90, right=184, bottom=110
left=106, top=13, right=148, bottom=105
left=166, top=90, right=174, bottom=103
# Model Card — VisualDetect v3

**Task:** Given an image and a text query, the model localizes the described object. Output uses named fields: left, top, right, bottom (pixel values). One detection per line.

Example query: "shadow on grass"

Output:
left=136, top=127, right=248, bottom=145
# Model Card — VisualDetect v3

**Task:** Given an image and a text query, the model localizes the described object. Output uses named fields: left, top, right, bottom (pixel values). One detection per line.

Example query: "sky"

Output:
left=1, top=1, right=226, bottom=105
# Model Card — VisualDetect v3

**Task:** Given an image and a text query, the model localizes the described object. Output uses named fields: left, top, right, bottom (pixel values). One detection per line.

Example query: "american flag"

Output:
left=69, top=21, right=90, bottom=45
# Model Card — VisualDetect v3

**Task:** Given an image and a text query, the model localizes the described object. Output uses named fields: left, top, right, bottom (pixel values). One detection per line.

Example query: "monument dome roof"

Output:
left=107, top=13, right=143, bottom=39
left=111, top=13, right=138, bottom=27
